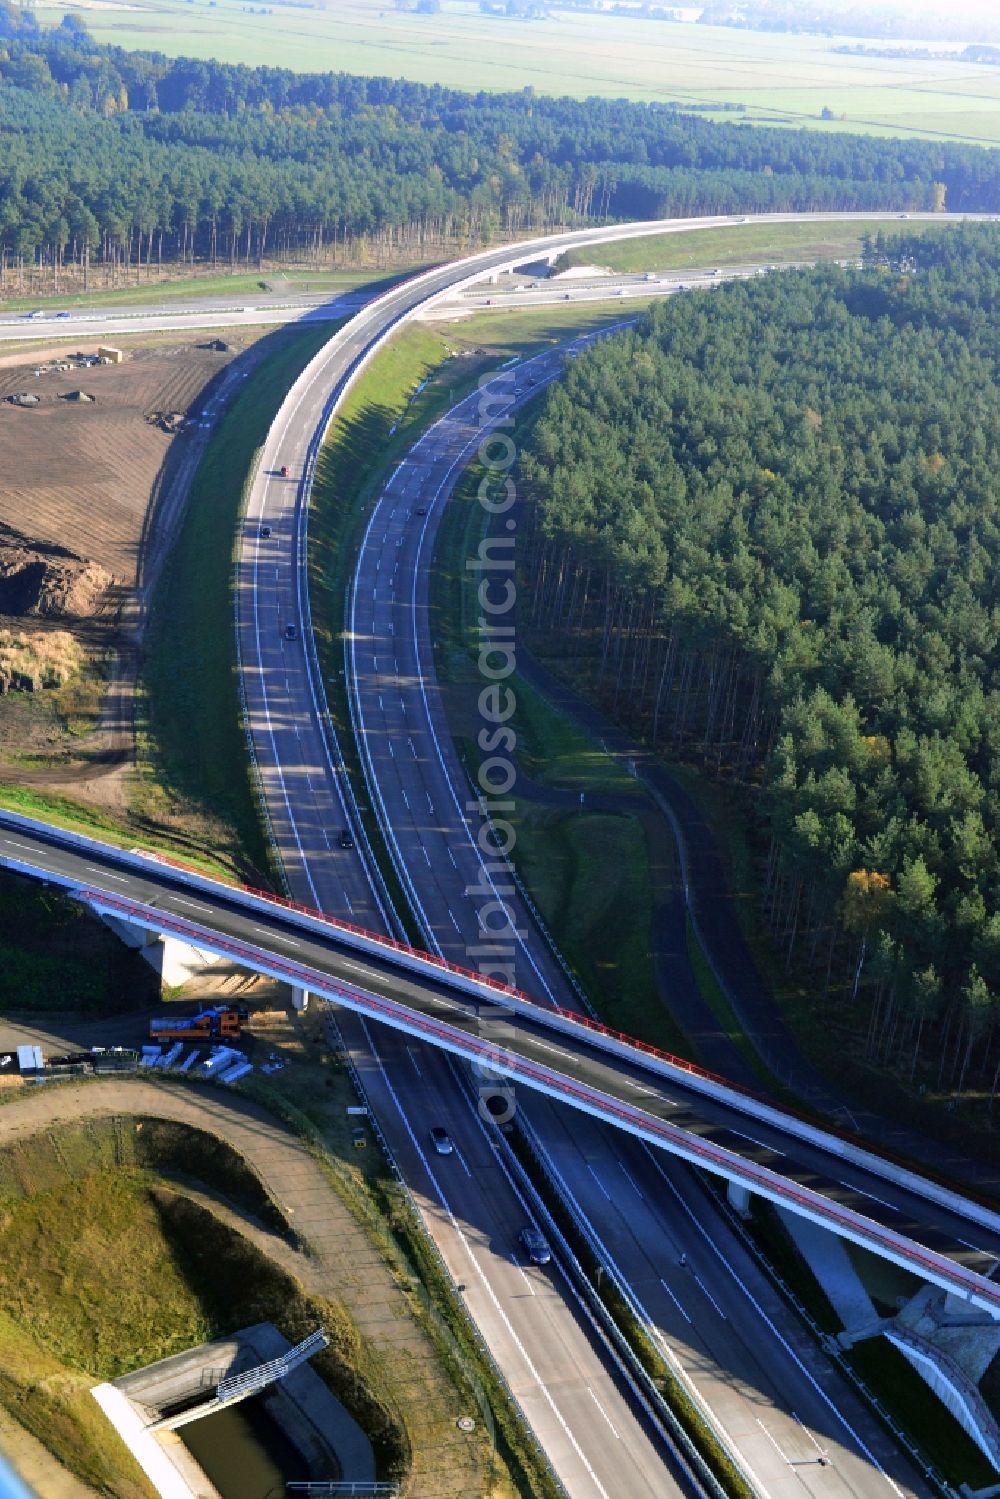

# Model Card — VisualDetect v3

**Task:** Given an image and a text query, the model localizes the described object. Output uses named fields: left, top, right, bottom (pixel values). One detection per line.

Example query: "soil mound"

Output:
left=0, top=628, right=83, bottom=693
left=0, top=543, right=114, bottom=619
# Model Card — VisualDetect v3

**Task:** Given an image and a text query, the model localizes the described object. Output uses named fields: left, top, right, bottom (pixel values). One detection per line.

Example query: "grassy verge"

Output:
left=660, top=750, right=1000, bottom=1162
left=0, top=1109, right=410, bottom=1490
left=743, top=1198, right=995, bottom=1488
left=554, top=218, right=952, bottom=275
left=307, top=301, right=644, bottom=940
left=0, top=868, right=158, bottom=1014
left=684, top=916, right=777, bottom=1087
left=140, top=322, right=333, bottom=882
left=430, top=453, right=688, bottom=1051
left=0, top=265, right=405, bottom=311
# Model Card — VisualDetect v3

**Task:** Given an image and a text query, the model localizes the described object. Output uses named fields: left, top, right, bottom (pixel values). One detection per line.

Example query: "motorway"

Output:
left=220, top=210, right=1000, bottom=1497
left=339, top=332, right=950, bottom=1498
left=4, top=212, right=994, bottom=1497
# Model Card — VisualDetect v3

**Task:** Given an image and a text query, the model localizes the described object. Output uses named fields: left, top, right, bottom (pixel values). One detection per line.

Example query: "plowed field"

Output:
left=0, top=340, right=236, bottom=582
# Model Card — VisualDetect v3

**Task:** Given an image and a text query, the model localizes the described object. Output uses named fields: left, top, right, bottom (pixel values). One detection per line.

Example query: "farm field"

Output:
left=41, top=0, right=1000, bottom=144
left=0, top=330, right=263, bottom=806
left=0, top=338, right=238, bottom=583
left=554, top=216, right=950, bottom=273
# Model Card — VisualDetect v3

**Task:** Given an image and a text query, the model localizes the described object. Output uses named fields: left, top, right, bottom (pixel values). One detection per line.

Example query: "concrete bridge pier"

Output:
left=291, top=985, right=310, bottom=1012
left=96, top=912, right=222, bottom=991
left=727, top=1180, right=752, bottom=1217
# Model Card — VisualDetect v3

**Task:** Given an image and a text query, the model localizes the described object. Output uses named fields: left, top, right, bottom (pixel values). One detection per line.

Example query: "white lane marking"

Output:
left=836, top=1180, right=897, bottom=1214
left=359, top=1019, right=611, bottom=1498
left=86, top=866, right=128, bottom=882
left=792, top=1411, right=828, bottom=1459
left=692, top=1272, right=728, bottom=1321
left=531, top=1038, right=578, bottom=1065
left=422, top=847, right=431, bottom=866
left=618, top=1162, right=644, bottom=1200
left=401, top=790, right=410, bottom=810
left=427, top=794, right=434, bottom=814
left=448, top=910, right=461, bottom=933
left=641, top=1147, right=905, bottom=1496
left=659, top=1278, right=692, bottom=1325
left=587, top=1388, right=620, bottom=1440
left=755, top=1418, right=789, bottom=1464
left=448, top=849, right=458, bottom=867
left=3, top=840, right=40, bottom=853
left=407, top=1048, right=422, bottom=1078
left=735, top=1131, right=782, bottom=1156
left=510, top=1254, right=535, bottom=1294
left=586, top=1164, right=612, bottom=1202
left=171, top=898, right=212, bottom=915
left=388, top=742, right=395, bottom=758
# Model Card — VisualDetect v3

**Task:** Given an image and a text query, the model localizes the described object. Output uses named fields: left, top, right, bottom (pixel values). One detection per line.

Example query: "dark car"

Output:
left=284, top=623, right=297, bottom=641
left=414, top=506, right=427, bottom=517
left=279, top=464, right=289, bottom=477
left=338, top=827, right=354, bottom=850
left=259, top=524, right=271, bottom=538
left=430, top=1126, right=454, bottom=1156
left=54, top=310, right=71, bottom=319
left=518, top=1226, right=552, bottom=1266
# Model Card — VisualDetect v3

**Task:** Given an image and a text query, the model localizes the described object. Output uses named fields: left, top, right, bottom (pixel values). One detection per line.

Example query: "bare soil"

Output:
left=0, top=341, right=235, bottom=583
left=0, top=335, right=249, bottom=805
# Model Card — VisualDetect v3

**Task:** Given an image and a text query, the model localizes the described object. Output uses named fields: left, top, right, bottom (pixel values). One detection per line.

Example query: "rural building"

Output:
left=97, top=345, right=123, bottom=364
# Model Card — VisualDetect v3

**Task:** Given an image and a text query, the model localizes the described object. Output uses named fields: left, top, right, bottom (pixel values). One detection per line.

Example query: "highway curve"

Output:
left=5, top=212, right=979, bottom=1499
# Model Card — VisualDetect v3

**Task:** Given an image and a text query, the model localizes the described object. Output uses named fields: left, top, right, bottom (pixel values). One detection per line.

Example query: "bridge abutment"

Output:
left=97, top=913, right=222, bottom=991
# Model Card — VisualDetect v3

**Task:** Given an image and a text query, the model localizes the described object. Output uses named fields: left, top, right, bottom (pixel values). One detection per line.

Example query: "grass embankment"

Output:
left=742, top=1198, right=996, bottom=1489
left=0, top=331, right=338, bottom=1006
left=554, top=218, right=950, bottom=276
left=431, top=446, right=690, bottom=1052
left=140, top=322, right=333, bottom=882
left=0, top=266, right=396, bottom=312
left=0, top=867, right=158, bottom=1013
left=307, top=301, right=642, bottom=941
left=0, top=1113, right=410, bottom=1495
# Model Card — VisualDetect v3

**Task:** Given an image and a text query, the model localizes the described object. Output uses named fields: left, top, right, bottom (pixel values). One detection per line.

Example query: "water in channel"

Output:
left=180, top=1395, right=311, bottom=1498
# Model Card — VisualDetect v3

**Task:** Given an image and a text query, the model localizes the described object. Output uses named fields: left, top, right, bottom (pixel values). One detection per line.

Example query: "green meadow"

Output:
left=48, top=0, right=1000, bottom=144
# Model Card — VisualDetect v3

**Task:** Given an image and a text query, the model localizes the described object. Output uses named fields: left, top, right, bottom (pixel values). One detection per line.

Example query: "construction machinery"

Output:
left=149, top=1005, right=247, bottom=1042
